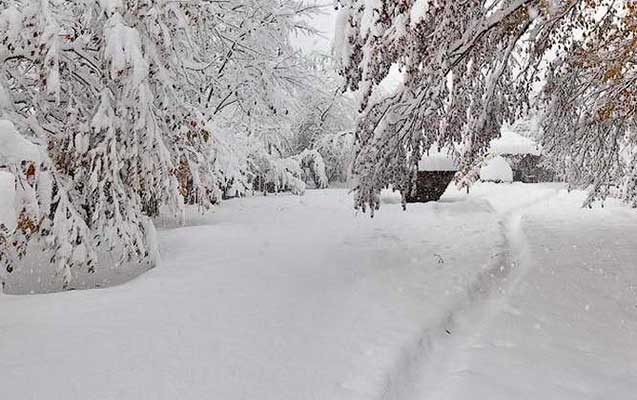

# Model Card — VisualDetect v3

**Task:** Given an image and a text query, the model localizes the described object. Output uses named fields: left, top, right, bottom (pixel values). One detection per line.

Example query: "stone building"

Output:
left=405, top=151, right=459, bottom=203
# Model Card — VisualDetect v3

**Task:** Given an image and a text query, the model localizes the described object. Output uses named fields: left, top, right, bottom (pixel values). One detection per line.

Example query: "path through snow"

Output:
left=1, top=185, right=636, bottom=399
left=410, top=185, right=637, bottom=399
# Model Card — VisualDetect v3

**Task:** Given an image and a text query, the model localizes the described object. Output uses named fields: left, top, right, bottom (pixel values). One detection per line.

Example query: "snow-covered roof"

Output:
left=489, top=130, right=542, bottom=156
left=418, top=151, right=459, bottom=172
left=0, top=120, right=41, bottom=165
left=0, top=169, right=16, bottom=231
left=480, top=156, right=513, bottom=183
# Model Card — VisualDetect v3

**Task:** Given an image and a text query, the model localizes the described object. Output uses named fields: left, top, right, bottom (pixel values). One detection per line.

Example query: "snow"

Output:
left=408, top=183, right=637, bottom=399
left=0, top=120, right=41, bottom=165
left=360, top=0, right=381, bottom=36
left=0, top=169, right=16, bottom=231
left=104, top=14, right=148, bottom=85
left=365, top=64, right=405, bottom=109
left=0, top=189, right=501, bottom=399
left=418, top=151, right=459, bottom=171
left=0, top=5, right=22, bottom=42
left=490, top=129, right=542, bottom=156
left=99, top=0, right=124, bottom=16
left=333, top=6, right=352, bottom=65
left=410, top=0, right=430, bottom=26
left=480, top=155, right=513, bottom=182
left=293, top=5, right=336, bottom=54
left=1, top=186, right=636, bottom=399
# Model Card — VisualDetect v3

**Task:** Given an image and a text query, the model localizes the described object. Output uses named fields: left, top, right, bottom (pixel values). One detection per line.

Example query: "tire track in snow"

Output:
left=375, top=188, right=561, bottom=400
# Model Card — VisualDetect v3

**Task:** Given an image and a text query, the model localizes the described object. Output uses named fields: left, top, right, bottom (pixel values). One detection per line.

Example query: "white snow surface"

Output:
left=418, top=151, right=458, bottom=171
left=1, top=185, right=636, bottom=399
left=104, top=14, right=147, bottom=85
left=490, top=129, right=542, bottom=156
left=0, top=120, right=41, bottom=165
left=0, top=169, right=16, bottom=231
left=480, top=155, right=513, bottom=183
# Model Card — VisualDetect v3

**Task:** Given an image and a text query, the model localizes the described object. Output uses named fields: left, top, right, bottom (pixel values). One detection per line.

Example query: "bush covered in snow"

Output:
left=480, top=156, right=513, bottom=183
left=250, top=149, right=328, bottom=195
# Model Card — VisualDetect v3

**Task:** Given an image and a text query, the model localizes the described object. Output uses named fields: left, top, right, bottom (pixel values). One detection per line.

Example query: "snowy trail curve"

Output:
left=379, top=185, right=562, bottom=400
left=414, top=185, right=637, bottom=399
left=407, top=186, right=560, bottom=400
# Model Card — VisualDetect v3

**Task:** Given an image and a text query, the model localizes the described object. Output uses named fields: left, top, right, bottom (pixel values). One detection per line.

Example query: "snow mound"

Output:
left=418, top=151, right=458, bottom=172
left=0, top=169, right=16, bottom=231
left=0, top=120, right=41, bottom=165
left=490, top=130, right=541, bottom=156
left=480, top=156, right=513, bottom=183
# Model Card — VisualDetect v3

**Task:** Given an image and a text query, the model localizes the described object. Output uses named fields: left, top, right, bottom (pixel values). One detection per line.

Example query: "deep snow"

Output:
left=1, top=185, right=636, bottom=399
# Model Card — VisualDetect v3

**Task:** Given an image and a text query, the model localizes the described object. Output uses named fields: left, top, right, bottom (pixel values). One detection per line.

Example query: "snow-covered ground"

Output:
left=1, top=184, right=636, bottom=399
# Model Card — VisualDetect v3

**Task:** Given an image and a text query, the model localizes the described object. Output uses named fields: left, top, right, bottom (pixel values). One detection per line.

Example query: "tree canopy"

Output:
left=335, top=0, right=636, bottom=212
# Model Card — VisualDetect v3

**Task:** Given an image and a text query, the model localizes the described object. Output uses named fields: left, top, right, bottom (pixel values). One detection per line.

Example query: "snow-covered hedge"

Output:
left=0, top=120, right=50, bottom=281
left=480, top=156, right=513, bottom=183
left=251, top=149, right=328, bottom=195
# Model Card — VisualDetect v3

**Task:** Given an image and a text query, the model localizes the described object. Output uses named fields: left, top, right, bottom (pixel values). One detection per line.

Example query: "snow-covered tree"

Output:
left=334, top=0, right=541, bottom=212
left=336, top=0, right=637, bottom=209
left=0, top=1, right=97, bottom=284
left=186, top=1, right=348, bottom=195
left=195, top=2, right=321, bottom=150
left=289, top=57, right=355, bottom=183
left=291, top=57, right=355, bottom=151
left=0, top=0, right=219, bottom=285
left=313, top=129, right=355, bottom=183
left=536, top=1, right=637, bottom=206
left=334, top=0, right=597, bottom=212
left=0, top=0, right=336, bottom=286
